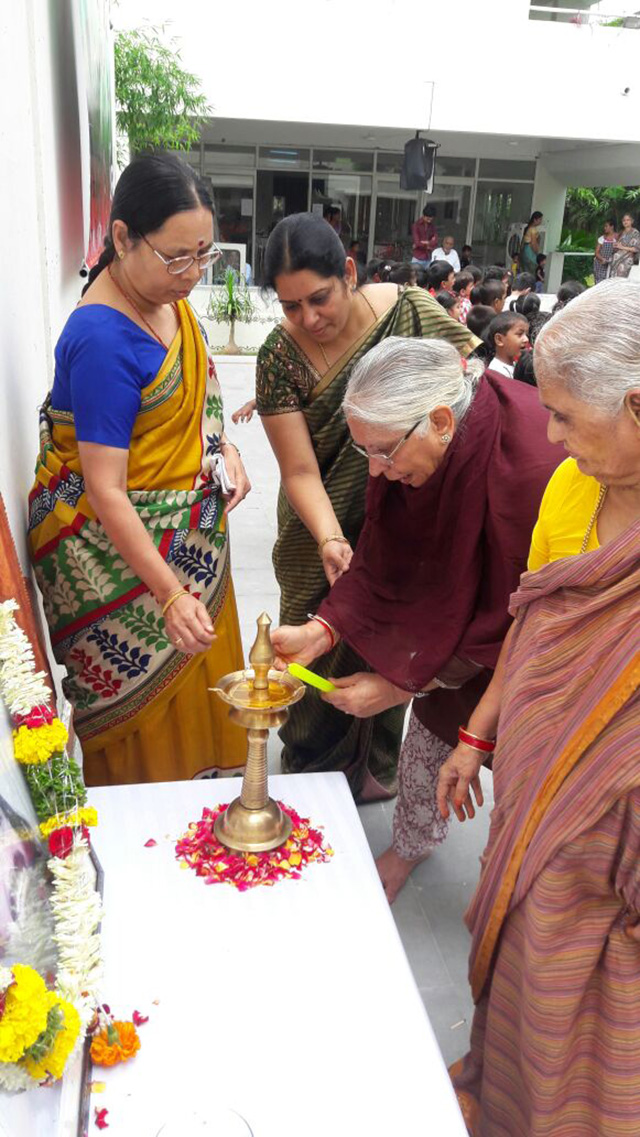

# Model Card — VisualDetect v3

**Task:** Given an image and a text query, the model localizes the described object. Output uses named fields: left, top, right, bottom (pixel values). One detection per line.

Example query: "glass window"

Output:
left=204, top=144, right=255, bottom=169
left=312, top=149, right=374, bottom=172
left=472, top=181, right=534, bottom=267
left=376, top=152, right=404, bottom=175
left=373, top=181, right=420, bottom=262
left=478, top=159, right=536, bottom=180
left=311, top=175, right=372, bottom=255
left=206, top=175, right=254, bottom=277
left=425, top=183, right=472, bottom=252
left=259, top=147, right=309, bottom=170
left=254, top=170, right=310, bottom=283
left=435, top=156, right=476, bottom=178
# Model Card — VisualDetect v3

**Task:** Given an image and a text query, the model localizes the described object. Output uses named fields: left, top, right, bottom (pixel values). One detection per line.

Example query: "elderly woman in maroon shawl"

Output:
left=272, top=336, right=560, bottom=900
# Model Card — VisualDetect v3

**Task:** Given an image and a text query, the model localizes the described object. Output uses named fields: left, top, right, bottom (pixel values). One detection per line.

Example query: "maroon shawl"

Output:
left=321, top=373, right=560, bottom=702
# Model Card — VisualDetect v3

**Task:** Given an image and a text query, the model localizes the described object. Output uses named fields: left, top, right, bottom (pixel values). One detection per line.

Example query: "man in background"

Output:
left=431, top=235, right=461, bottom=273
left=411, top=206, right=438, bottom=266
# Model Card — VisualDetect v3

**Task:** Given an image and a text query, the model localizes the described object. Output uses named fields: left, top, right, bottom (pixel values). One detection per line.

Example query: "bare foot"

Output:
left=376, top=845, right=429, bottom=904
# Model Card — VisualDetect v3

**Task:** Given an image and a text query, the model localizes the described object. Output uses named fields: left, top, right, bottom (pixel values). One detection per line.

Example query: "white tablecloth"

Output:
left=6, top=773, right=468, bottom=1137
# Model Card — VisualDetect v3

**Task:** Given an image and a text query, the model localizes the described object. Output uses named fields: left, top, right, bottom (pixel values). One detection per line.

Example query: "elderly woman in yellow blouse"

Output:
left=437, top=278, right=640, bottom=1137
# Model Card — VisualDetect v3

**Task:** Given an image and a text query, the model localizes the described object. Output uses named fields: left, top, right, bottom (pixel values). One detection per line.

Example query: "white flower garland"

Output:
left=48, top=835, right=103, bottom=1029
left=0, top=600, right=50, bottom=717
left=0, top=600, right=103, bottom=1088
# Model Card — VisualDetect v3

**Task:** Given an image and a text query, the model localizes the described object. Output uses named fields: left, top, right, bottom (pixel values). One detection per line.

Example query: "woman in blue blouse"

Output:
left=28, top=153, right=251, bottom=785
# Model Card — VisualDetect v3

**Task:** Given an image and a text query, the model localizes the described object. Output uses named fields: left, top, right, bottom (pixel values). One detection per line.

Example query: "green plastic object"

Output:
left=288, top=663, right=336, bottom=693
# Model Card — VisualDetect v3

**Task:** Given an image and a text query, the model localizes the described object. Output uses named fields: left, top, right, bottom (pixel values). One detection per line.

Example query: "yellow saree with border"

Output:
left=28, top=300, right=245, bottom=785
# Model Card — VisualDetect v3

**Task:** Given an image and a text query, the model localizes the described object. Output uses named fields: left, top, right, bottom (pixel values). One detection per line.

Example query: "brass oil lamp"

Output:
left=210, top=612, right=305, bottom=852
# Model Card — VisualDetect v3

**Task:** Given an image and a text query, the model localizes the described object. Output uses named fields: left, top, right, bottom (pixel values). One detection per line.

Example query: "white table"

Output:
left=10, top=773, right=467, bottom=1137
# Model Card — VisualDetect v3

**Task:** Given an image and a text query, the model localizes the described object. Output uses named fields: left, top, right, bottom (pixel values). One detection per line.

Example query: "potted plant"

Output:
left=207, top=267, right=256, bottom=355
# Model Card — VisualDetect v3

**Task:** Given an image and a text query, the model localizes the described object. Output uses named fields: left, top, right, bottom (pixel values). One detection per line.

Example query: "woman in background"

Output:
left=519, top=211, right=543, bottom=275
left=593, top=218, right=617, bottom=283
left=610, top=212, right=640, bottom=278
left=256, top=213, right=477, bottom=800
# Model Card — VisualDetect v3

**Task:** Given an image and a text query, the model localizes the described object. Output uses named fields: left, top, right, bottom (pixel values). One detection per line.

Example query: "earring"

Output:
left=441, top=433, right=451, bottom=444
left=118, top=250, right=124, bottom=260
left=351, top=285, right=357, bottom=293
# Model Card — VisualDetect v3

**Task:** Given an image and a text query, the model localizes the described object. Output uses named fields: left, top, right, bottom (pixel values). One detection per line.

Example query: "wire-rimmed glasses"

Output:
left=350, top=417, right=426, bottom=466
left=140, top=233, right=224, bottom=276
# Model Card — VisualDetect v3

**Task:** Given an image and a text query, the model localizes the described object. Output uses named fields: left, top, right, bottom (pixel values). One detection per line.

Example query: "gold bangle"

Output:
left=317, top=534, right=350, bottom=556
left=161, top=588, right=187, bottom=618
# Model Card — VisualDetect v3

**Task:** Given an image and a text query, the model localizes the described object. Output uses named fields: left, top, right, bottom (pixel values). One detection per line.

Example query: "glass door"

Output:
left=255, top=171, right=310, bottom=284
left=372, top=179, right=420, bottom=262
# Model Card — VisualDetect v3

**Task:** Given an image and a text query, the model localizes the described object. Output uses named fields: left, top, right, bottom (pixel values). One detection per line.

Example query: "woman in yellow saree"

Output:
left=28, top=154, right=250, bottom=786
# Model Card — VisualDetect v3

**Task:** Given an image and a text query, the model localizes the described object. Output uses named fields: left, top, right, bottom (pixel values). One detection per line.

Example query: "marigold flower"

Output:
left=0, top=965, right=50, bottom=1064
left=22, top=994, right=81, bottom=1081
left=13, top=718, right=68, bottom=765
left=90, top=1020, right=140, bottom=1067
left=40, top=806, right=98, bottom=839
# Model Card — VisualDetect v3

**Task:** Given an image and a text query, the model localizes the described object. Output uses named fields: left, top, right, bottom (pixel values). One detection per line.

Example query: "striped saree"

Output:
left=257, top=287, right=477, bottom=799
left=28, top=301, right=245, bottom=785
left=453, top=524, right=640, bottom=1135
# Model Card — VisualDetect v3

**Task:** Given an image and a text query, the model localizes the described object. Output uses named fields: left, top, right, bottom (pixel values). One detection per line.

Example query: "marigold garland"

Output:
left=176, top=802, right=334, bottom=890
left=39, top=806, right=98, bottom=839
left=0, top=600, right=103, bottom=1092
left=13, top=718, right=69, bottom=765
left=22, top=994, right=81, bottom=1082
left=0, top=965, right=50, bottom=1064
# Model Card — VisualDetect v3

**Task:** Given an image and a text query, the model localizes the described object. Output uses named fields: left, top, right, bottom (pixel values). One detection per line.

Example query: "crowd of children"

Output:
left=362, top=255, right=586, bottom=385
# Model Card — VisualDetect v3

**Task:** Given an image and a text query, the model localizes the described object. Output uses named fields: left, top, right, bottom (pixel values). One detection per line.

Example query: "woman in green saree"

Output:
left=256, top=213, right=478, bottom=800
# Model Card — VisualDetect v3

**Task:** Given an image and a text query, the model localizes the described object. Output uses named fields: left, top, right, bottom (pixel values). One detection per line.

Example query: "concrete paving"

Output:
left=219, top=356, right=492, bottom=1066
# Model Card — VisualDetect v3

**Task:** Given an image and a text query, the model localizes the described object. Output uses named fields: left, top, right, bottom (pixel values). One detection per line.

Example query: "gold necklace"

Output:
left=581, top=484, right=607, bottom=554
left=318, top=290, right=378, bottom=371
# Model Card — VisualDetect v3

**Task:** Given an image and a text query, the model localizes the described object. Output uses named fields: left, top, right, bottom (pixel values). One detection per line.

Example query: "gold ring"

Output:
left=175, top=636, right=183, bottom=646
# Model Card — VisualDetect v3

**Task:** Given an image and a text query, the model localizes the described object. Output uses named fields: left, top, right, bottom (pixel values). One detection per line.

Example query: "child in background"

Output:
left=535, top=254, right=546, bottom=293
left=466, top=304, right=496, bottom=365
left=475, top=279, right=505, bottom=314
left=452, top=271, right=474, bottom=323
left=434, top=291, right=462, bottom=322
left=513, top=348, right=536, bottom=387
left=427, top=260, right=455, bottom=295
left=485, top=311, right=530, bottom=378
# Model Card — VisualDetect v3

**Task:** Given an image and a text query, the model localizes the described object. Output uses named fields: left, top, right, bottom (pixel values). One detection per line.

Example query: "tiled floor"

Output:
left=220, top=357, right=493, bottom=1065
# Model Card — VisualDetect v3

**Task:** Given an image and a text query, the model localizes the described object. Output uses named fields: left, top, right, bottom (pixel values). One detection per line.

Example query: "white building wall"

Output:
left=116, top=0, right=640, bottom=146
left=0, top=1, right=91, bottom=809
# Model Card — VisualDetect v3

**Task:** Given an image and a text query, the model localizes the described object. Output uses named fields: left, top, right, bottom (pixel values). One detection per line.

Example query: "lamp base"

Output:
left=213, top=796, right=292, bottom=853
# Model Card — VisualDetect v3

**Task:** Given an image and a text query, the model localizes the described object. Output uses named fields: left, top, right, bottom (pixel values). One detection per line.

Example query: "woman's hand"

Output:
left=164, top=592, right=216, bottom=654
left=322, top=673, right=410, bottom=717
left=231, top=399, right=256, bottom=424
left=321, top=539, right=353, bottom=586
left=220, top=444, right=251, bottom=516
left=436, top=744, right=484, bottom=823
left=271, top=621, right=329, bottom=669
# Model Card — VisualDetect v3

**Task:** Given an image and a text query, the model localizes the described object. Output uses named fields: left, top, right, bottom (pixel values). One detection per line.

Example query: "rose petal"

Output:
left=144, top=838, right=158, bottom=848
left=95, top=1107, right=109, bottom=1129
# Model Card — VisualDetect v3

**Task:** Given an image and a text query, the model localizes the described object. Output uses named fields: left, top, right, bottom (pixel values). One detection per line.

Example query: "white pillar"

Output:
left=532, top=160, right=567, bottom=281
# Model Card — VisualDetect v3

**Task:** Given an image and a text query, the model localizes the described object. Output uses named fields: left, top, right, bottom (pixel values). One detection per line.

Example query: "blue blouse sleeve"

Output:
left=54, top=309, right=165, bottom=449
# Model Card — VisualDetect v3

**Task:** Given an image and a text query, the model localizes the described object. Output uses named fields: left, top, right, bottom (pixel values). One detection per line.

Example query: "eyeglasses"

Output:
left=139, top=233, right=224, bottom=275
left=350, top=418, right=425, bottom=466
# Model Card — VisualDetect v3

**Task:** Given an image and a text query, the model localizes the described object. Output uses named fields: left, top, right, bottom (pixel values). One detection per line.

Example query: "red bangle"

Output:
left=458, top=726, right=496, bottom=754
left=308, top=614, right=338, bottom=652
